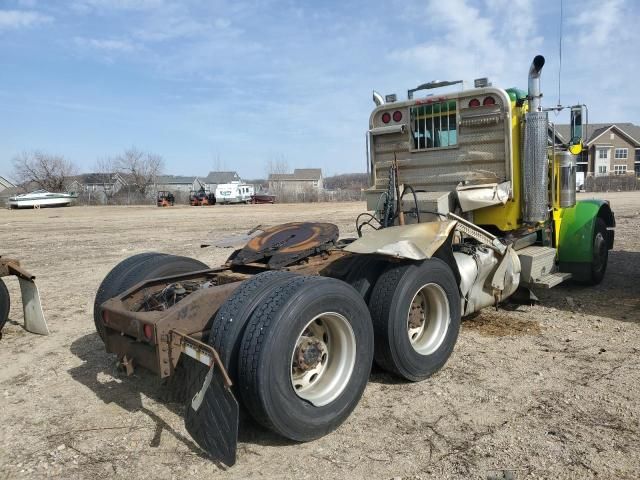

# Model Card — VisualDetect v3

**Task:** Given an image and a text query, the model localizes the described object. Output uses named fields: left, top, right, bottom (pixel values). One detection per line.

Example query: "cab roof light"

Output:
left=483, top=96, right=496, bottom=106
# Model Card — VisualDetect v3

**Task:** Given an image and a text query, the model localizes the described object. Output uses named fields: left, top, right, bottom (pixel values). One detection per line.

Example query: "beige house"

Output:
left=201, top=171, right=242, bottom=192
left=154, top=175, right=204, bottom=194
left=555, top=123, right=640, bottom=177
left=268, top=168, right=323, bottom=195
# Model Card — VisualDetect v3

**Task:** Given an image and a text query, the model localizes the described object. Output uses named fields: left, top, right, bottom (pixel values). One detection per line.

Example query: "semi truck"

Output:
left=93, top=55, right=614, bottom=466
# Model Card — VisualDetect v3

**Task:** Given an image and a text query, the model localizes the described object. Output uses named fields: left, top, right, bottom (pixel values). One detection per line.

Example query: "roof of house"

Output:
left=269, top=168, right=323, bottom=181
left=553, top=123, right=640, bottom=146
left=0, top=176, right=15, bottom=190
left=202, top=171, right=241, bottom=184
left=71, top=172, right=128, bottom=184
left=155, top=175, right=200, bottom=185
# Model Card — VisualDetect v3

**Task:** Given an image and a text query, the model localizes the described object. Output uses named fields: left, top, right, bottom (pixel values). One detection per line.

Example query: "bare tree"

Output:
left=115, top=147, right=164, bottom=197
left=265, top=155, right=289, bottom=177
left=12, top=151, right=77, bottom=192
left=93, top=157, right=119, bottom=203
left=266, top=155, right=290, bottom=200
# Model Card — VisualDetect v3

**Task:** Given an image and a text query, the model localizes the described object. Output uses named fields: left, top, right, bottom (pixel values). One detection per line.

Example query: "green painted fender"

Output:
left=557, top=200, right=615, bottom=264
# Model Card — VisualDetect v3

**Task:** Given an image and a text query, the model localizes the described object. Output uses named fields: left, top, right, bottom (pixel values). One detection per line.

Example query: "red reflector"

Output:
left=143, top=324, right=154, bottom=340
left=392, top=111, right=402, bottom=122
left=468, top=98, right=480, bottom=108
left=381, top=112, right=391, bottom=124
left=483, top=96, right=496, bottom=106
left=102, top=310, right=109, bottom=325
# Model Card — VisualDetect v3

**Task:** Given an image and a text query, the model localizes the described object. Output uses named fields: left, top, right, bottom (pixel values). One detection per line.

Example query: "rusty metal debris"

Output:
left=0, top=256, right=49, bottom=338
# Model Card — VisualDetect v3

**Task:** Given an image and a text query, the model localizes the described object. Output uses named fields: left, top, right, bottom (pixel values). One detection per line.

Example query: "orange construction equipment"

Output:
left=157, top=191, right=175, bottom=207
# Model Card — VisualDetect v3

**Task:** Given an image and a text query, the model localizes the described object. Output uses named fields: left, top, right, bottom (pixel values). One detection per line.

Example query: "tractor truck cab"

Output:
left=364, top=54, right=614, bottom=286
left=93, top=54, right=614, bottom=467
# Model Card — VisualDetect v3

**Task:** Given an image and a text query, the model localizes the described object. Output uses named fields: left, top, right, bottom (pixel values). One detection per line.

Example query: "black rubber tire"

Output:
left=369, top=258, right=461, bottom=381
left=210, top=270, right=296, bottom=383
left=587, top=218, right=609, bottom=285
left=343, top=255, right=386, bottom=303
left=237, top=275, right=374, bottom=441
left=0, top=278, right=10, bottom=335
left=94, top=252, right=161, bottom=339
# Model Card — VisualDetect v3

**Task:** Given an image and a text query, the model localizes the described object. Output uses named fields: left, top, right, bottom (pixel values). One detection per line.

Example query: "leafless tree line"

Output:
left=11, top=148, right=165, bottom=203
left=12, top=151, right=77, bottom=192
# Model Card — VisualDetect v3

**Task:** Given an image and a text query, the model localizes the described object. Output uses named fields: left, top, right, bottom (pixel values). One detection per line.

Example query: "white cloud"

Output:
left=72, top=0, right=164, bottom=12
left=0, top=9, right=52, bottom=30
left=74, top=36, right=136, bottom=52
left=571, top=0, right=623, bottom=46
left=389, top=0, right=542, bottom=88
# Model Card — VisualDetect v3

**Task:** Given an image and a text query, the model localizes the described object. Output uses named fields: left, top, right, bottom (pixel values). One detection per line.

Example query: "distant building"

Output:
left=268, top=168, right=323, bottom=195
left=154, top=175, right=204, bottom=193
left=201, top=171, right=242, bottom=191
left=0, top=176, right=15, bottom=193
left=554, top=123, right=640, bottom=177
left=67, top=172, right=129, bottom=195
left=0, top=176, right=17, bottom=207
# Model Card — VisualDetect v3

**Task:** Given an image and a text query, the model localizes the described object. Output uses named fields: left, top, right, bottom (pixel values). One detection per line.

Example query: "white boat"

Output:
left=8, top=190, right=77, bottom=209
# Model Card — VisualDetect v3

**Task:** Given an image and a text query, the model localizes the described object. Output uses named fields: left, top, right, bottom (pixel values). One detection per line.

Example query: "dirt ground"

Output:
left=0, top=192, right=639, bottom=480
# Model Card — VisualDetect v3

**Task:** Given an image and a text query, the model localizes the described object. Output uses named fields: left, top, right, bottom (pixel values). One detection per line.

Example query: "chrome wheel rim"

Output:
left=407, top=283, right=450, bottom=355
left=290, top=312, right=356, bottom=407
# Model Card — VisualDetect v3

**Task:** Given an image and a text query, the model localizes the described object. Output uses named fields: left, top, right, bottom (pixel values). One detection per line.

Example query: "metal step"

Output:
left=518, top=246, right=557, bottom=283
left=533, top=271, right=572, bottom=289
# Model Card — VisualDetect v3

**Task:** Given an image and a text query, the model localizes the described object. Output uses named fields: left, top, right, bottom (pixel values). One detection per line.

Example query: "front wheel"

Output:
left=369, top=258, right=461, bottom=381
left=587, top=218, right=609, bottom=285
left=238, top=276, right=374, bottom=441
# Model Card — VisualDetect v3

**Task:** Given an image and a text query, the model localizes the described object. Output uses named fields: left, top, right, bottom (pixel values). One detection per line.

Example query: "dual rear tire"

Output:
left=203, top=257, right=459, bottom=443
left=369, top=258, right=461, bottom=381
left=189, top=272, right=374, bottom=443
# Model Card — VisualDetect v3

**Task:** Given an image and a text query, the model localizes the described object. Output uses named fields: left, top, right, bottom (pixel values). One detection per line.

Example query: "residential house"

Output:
left=154, top=175, right=204, bottom=194
left=554, top=123, right=640, bottom=177
left=0, top=176, right=17, bottom=207
left=201, top=171, right=242, bottom=191
left=67, top=172, right=128, bottom=194
left=268, top=168, right=323, bottom=196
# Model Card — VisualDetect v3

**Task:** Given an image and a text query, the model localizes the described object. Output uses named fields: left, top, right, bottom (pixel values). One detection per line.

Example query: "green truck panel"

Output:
left=557, top=199, right=615, bottom=264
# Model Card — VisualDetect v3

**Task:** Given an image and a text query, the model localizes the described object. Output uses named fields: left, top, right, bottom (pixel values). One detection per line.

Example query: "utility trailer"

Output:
left=94, top=55, right=615, bottom=466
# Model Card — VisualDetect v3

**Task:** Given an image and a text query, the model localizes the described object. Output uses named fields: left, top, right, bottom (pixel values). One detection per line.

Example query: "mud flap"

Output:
left=18, top=278, right=49, bottom=335
left=172, top=330, right=238, bottom=466
left=184, top=363, right=239, bottom=466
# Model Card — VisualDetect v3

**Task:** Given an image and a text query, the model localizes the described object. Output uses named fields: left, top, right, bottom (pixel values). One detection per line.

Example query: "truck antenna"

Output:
left=557, top=0, right=564, bottom=108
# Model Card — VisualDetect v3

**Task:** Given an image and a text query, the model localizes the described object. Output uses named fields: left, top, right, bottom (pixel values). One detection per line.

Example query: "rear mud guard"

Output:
left=18, top=278, right=49, bottom=335
left=172, top=330, right=239, bottom=466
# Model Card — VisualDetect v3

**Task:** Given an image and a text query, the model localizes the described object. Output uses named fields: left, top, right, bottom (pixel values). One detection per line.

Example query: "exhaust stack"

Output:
left=372, top=90, right=384, bottom=107
left=527, top=55, right=545, bottom=112
left=522, top=55, right=549, bottom=223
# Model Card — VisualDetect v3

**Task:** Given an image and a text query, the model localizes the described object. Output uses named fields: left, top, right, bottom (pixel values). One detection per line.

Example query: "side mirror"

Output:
left=569, top=106, right=585, bottom=154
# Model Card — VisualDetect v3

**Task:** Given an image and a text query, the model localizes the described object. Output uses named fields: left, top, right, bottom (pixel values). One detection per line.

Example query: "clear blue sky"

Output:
left=1, top=0, right=638, bottom=180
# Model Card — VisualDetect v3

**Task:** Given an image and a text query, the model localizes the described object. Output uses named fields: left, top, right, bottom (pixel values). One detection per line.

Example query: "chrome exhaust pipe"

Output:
left=372, top=90, right=384, bottom=107
left=528, top=55, right=545, bottom=112
left=523, top=55, right=549, bottom=223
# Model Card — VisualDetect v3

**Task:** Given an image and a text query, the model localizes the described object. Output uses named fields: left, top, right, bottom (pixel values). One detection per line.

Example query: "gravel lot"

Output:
left=1, top=192, right=639, bottom=479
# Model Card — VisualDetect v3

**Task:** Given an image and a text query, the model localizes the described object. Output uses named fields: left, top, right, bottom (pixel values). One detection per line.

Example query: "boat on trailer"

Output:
left=8, top=190, right=77, bottom=209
